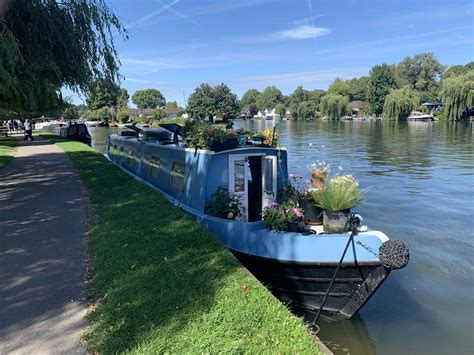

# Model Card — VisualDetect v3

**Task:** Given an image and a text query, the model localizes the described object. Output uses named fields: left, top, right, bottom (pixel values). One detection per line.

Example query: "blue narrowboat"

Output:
left=106, top=124, right=409, bottom=319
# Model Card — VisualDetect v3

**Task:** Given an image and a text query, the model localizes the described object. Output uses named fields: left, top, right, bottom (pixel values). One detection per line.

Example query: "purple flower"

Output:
left=293, top=208, right=303, bottom=218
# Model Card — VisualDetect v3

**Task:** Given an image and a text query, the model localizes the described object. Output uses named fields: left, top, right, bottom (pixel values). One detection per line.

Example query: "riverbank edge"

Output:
left=0, top=136, right=19, bottom=171
left=39, top=133, right=328, bottom=354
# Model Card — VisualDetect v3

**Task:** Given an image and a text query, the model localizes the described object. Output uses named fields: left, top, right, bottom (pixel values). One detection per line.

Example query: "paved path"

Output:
left=0, top=136, right=87, bottom=354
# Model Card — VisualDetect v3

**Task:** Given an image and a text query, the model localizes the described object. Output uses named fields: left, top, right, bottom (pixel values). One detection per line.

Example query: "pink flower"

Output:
left=292, top=208, right=303, bottom=218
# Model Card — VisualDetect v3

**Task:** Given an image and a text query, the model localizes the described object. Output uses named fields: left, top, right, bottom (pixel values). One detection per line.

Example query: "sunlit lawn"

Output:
left=41, top=133, right=322, bottom=354
left=0, top=136, right=18, bottom=171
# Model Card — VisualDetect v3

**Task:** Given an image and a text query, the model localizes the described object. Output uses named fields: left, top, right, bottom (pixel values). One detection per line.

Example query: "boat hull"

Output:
left=232, top=250, right=390, bottom=318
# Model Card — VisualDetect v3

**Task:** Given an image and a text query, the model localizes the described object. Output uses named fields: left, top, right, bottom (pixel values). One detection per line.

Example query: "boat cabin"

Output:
left=107, top=126, right=288, bottom=222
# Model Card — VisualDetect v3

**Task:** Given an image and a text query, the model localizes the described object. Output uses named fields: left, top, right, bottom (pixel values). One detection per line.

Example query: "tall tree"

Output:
left=274, top=103, right=286, bottom=117
left=187, top=83, right=239, bottom=124
left=383, top=88, right=420, bottom=120
left=398, top=53, right=445, bottom=98
left=0, top=0, right=126, bottom=114
left=320, top=94, right=348, bottom=120
left=240, top=89, right=261, bottom=110
left=440, top=70, right=474, bottom=121
left=348, top=76, right=369, bottom=101
left=367, top=64, right=397, bottom=115
left=86, top=79, right=120, bottom=110
left=328, top=78, right=351, bottom=97
left=117, top=88, right=129, bottom=109
left=132, top=89, right=166, bottom=109
left=296, top=101, right=318, bottom=120
left=256, top=86, right=284, bottom=111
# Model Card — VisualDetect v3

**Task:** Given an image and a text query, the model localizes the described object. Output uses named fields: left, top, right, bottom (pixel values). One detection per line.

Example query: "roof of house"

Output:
left=348, top=100, right=367, bottom=109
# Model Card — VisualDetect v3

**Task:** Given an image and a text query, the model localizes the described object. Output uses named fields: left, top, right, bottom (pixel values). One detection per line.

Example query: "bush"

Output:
left=116, top=109, right=129, bottom=124
left=320, top=94, right=348, bottom=120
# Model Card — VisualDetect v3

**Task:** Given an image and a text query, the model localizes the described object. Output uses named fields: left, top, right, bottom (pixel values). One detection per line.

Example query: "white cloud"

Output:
left=293, top=15, right=325, bottom=25
left=280, top=25, right=331, bottom=40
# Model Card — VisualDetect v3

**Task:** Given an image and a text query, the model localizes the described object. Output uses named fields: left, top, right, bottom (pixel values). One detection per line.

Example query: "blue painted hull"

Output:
left=107, top=133, right=395, bottom=318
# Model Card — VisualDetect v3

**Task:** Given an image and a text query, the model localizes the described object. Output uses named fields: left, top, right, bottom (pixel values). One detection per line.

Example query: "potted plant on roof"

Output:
left=262, top=201, right=304, bottom=232
left=310, top=175, right=363, bottom=233
left=298, top=167, right=327, bottom=225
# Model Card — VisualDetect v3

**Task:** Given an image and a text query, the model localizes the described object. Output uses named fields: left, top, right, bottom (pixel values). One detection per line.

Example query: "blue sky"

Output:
left=66, top=0, right=474, bottom=106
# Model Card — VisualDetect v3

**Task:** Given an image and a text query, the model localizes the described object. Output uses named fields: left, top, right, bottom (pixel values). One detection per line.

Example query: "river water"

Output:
left=90, top=120, right=474, bottom=355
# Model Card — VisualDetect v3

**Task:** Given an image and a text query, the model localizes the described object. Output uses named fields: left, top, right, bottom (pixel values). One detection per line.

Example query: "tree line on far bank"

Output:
left=76, top=53, right=473, bottom=125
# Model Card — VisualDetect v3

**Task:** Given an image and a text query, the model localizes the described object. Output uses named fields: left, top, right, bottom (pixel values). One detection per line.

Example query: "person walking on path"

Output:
left=0, top=136, right=87, bottom=354
left=23, top=119, right=34, bottom=141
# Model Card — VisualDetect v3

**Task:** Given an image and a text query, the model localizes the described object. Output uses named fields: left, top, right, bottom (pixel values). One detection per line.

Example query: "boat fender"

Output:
left=379, top=240, right=410, bottom=269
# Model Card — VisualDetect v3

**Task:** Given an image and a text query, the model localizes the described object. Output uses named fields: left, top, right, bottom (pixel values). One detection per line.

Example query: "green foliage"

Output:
left=187, top=83, right=239, bottom=124
left=0, top=136, right=18, bottom=171
left=153, top=109, right=166, bottom=120
left=310, top=175, right=363, bottom=212
left=62, top=105, right=80, bottom=121
left=132, top=89, right=166, bottom=109
left=262, top=202, right=303, bottom=231
left=41, top=136, right=322, bottom=354
left=274, top=103, right=286, bottom=117
left=320, top=94, right=348, bottom=120
left=0, top=0, right=126, bottom=114
left=328, top=77, right=351, bottom=97
left=397, top=53, right=445, bottom=102
left=206, top=186, right=242, bottom=220
left=367, top=64, right=398, bottom=115
left=86, top=79, right=120, bottom=110
left=256, top=86, right=284, bottom=111
left=164, top=101, right=179, bottom=109
left=176, top=108, right=186, bottom=117
left=348, top=76, right=369, bottom=101
left=296, top=101, right=319, bottom=120
left=117, top=88, right=129, bottom=109
left=440, top=70, right=474, bottom=121
left=83, top=107, right=112, bottom=121
left=288, top=86, right=311, bottom=117
left=240, top=89, right=260, bottom=110
left=383, top=88, right=420, bottom=120
left=116, top=109, right=129, bottom=124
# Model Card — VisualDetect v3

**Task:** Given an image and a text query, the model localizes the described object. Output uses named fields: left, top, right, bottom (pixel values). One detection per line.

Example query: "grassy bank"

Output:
left=41, top=134, right=323, bottom=354
left=0, top=136, right=18, bottom=171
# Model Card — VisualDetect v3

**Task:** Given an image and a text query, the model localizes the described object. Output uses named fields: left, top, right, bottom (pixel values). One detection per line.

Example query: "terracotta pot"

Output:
left=323, top=209, right=351, bottom=233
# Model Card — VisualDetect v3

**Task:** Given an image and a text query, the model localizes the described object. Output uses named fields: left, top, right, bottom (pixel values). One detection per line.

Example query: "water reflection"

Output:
left=90, top=120, right=474, bottom=355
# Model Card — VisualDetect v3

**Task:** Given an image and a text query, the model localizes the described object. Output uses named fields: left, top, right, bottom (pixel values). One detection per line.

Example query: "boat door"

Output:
left=229, top=155, right=249, bottom=221
left=262, top=156, right=277, bottom=208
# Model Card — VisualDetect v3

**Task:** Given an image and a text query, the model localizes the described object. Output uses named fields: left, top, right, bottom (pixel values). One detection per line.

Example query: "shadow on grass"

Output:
left=59, top=145, right=242, bottom=352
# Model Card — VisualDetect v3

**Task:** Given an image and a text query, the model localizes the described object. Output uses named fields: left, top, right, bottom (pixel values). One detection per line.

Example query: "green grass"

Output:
left=40, top=133, right=322, bottom=354
left=0, top=136, right=18, bottom=170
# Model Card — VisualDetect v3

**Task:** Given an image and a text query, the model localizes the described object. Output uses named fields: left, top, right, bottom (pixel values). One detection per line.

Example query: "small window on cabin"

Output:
left=263, top=158, right=274, bottom=193
left=233, top=160, right=245, bottom=193
left=119, top=147, right=124, bottom=155
left=149, top=155, right=160, bottom=178
left=170, top=161, right=186, bottom=192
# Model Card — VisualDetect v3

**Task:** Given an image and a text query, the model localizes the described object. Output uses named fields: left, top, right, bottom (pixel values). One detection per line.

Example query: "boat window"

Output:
left=149, top=155, right=160, bottom=178
left=233, top=160, right=245, bottom=193
left=170, top=161, right=186, bottom=191
left=263, top=159, right=274, bottom=192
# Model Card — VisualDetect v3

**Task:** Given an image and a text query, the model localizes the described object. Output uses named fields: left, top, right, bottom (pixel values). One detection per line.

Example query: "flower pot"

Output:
left=210, top=137, right=239, bottom=152
left=287, top=221, right=299, bottom=232
left=299, top=197, right=323, bottom=225
left=323, top=209, right=351, bottom=233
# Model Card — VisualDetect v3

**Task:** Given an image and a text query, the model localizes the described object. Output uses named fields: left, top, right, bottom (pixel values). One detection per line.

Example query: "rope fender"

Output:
left=379, top=240, right=410, bottom=269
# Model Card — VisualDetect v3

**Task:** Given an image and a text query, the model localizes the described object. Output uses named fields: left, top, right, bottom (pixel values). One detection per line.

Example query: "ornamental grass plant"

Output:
left=310, top=175, right=363, bottom=212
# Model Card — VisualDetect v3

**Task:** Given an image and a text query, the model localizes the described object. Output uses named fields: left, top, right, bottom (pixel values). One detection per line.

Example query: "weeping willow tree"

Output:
left=440, top=70, right=474, bottom=121
left=383, top=88, right=420, bottom=120
left=320, top=94, right=348, bottom=120
left=0, top=0, right=127, bottom=116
